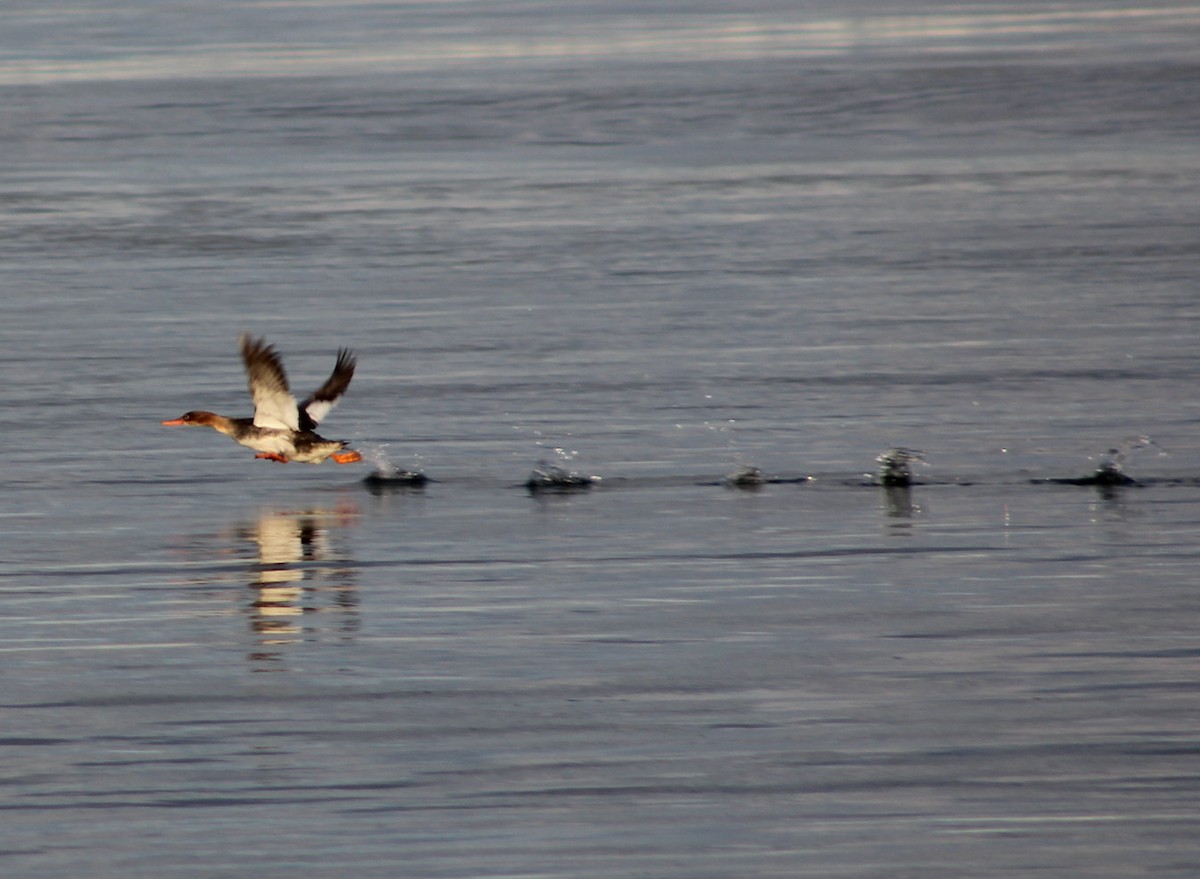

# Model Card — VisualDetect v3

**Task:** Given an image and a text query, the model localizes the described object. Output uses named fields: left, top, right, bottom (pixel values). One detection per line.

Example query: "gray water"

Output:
left=3, top=2, right=1200, bottom=876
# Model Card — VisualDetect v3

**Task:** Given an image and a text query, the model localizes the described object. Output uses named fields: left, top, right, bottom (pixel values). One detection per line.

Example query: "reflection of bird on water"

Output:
left=243, top=506, right=360, bottom=658
left=162, top=334, right=362, bottom=465
left=881, top=484, right=917, bottom=521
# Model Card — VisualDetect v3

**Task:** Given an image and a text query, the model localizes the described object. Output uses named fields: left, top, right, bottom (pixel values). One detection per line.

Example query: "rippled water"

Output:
left=2, top=2, right=1200, bottom=876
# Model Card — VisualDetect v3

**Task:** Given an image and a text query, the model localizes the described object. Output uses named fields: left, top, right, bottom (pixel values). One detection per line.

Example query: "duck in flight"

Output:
left=162, top=335, right=362, bottom=465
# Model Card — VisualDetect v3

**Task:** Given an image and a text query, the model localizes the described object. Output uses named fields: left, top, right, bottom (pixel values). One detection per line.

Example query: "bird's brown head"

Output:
left=161, top=411, right=216, bottom=427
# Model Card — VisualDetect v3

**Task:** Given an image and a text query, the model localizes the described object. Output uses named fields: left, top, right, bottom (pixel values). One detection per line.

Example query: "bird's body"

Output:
left=162, top=335, right=362, bottom=465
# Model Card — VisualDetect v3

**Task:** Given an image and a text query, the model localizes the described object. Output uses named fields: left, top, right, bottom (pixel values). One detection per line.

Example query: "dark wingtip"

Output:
left=240, top=333, right=276, bottom=360
left=335, top=347, right=357, bottom=377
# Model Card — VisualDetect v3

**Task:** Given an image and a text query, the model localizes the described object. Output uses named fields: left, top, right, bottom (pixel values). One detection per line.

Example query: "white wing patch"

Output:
left=299, top=347, right=356, bottom=430
left=241, top=335, right=301, bottom=432
left=303, top=398, right=338, bottom=426
left=251, top=386, right=300, bottom=431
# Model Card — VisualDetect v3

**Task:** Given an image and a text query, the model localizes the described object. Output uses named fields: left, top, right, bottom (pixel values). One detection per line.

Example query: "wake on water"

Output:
left=350, top=434, right=1179, bottom=495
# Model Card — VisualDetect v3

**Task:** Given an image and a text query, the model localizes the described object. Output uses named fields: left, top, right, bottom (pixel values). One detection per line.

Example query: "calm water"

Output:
left=2, top=2, right=1200, bottom=876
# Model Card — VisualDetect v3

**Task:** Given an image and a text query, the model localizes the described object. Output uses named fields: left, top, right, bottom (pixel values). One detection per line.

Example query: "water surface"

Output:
left=2, top=2, right=1200, bottom=876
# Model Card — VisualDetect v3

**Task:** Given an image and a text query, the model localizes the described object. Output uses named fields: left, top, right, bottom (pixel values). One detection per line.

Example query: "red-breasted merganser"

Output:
left=162, top=335, right=362, bottom=465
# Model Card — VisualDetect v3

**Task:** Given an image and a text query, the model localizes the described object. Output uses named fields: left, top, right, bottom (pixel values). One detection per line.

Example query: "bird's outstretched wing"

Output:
left=299, top=348, right=356, bottom=430
left=240, top=335, right=300, bottom=431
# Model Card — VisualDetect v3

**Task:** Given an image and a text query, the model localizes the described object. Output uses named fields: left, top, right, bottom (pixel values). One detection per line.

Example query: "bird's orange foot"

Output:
left=255, top=453, right=290, bottom=463
left=331, top=450, right=362, bottom=464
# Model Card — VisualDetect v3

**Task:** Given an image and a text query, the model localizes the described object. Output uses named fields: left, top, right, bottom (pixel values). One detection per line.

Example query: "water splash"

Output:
left=359, top=442, right=428, bottom=487
left=1088, top=435, right=1162, bottom=485
left=875, top=447, right=925, bottom=487
left=525, top=447, right=600, bottom=492
left=1039, top=435, right=1165, bottom=488
left=722, top=464, right=765, bottom=488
